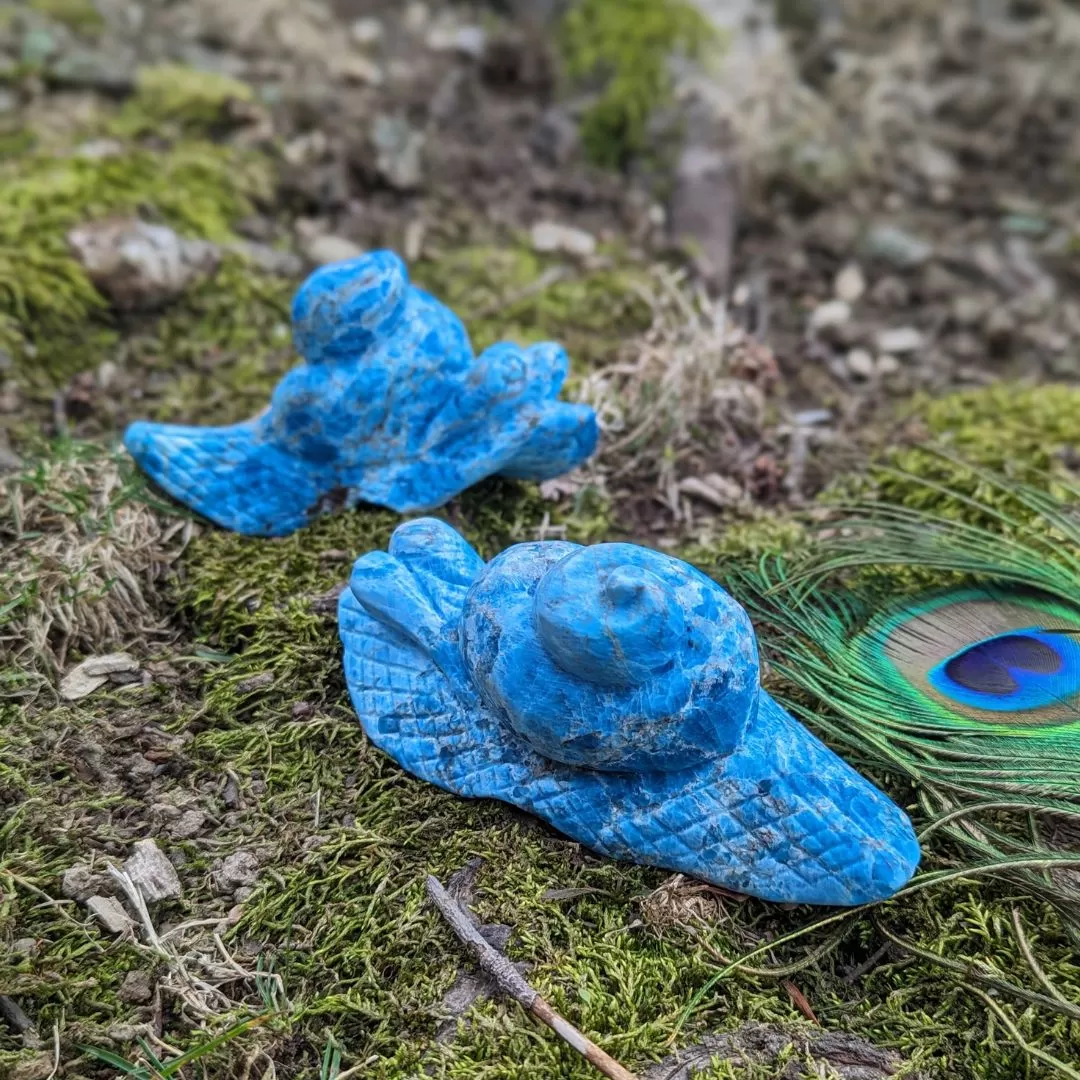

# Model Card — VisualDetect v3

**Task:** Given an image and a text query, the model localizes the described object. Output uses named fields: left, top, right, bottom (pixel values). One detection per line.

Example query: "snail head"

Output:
left=291, top=250, right=408, bottom=364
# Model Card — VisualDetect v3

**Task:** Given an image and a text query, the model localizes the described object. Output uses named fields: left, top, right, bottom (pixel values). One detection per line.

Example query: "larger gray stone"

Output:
left=124, top=839, right=183, bottom=903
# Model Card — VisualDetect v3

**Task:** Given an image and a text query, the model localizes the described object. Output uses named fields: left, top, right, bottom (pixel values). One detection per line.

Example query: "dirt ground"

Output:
left=3, top=0, right=1080, bottom=1078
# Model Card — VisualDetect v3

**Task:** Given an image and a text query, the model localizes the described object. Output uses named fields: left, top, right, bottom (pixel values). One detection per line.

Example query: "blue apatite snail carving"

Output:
left=339, top=519, right=921, bottom=906
left=123, top=251, right=598, bottom=537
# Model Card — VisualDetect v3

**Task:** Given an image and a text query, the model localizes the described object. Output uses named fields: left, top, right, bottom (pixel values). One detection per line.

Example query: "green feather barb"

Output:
left=728, top=458, right=1080, bottom=916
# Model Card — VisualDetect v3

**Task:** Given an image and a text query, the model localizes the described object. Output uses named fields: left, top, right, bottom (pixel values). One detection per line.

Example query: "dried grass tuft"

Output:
left=1, top=442, right=194, bottom=683
left=577, top=265, right=778, bottom=523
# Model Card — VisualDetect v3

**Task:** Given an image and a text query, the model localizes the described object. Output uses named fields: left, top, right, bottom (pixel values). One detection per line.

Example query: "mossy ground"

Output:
left=558, top=0, right=720, bottom=169
left=3, top=31, right=1080, bottom=1080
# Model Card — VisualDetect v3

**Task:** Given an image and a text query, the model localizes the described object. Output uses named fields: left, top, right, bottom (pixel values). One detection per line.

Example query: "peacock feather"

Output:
left=726, top=458, right=1080, bottom=913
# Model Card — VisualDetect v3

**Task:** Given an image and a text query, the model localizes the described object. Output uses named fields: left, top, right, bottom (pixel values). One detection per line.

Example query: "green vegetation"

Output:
left=414, top=243, right=653, bottom=368
left=4, top=33, right=1080, bottom=1079
left=0, top=142, right=271, bottom=389
left=6, top=382, right=1080, bottom=1078
left=835, top=384, right=1080, bottom=540
left=559, top=0, right=718, bottom=169
left=118, top=64, right=256, bottom=135
left=27, top=0, right=105, bottom=35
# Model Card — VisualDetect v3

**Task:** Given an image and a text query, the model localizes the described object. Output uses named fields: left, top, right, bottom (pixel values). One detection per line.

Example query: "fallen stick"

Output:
left=425, top=874, right=638, bottom=1080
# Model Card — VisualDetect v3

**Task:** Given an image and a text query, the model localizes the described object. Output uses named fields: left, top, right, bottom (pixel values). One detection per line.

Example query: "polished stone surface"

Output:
left=124, top=251, right=598, bottom=536
left=339, top=518, right=921, bottom=906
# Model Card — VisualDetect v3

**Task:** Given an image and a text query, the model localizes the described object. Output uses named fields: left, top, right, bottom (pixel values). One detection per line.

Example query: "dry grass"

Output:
left=1, top=442, right=195, bottom=683
left=576, top=265, right=779, bottom=523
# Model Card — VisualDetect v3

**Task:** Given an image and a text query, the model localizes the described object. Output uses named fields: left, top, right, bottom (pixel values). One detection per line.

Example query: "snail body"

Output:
left=339, top=518, right=921, bottom=906
left=124, top=251, right=596, bottom=537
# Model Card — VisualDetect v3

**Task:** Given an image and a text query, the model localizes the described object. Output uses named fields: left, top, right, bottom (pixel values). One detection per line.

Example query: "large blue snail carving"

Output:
left=124, top=252, right=597, bottom=537
left=339, top=518, right=921, bottom=906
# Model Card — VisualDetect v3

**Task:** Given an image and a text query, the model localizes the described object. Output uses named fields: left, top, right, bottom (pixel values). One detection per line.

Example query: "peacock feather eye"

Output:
left=872, top=589, right=1080, bottom=728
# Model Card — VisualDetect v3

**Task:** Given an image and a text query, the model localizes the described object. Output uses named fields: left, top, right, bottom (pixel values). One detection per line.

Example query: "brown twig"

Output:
left=425, top=874, right=638, bottom=1080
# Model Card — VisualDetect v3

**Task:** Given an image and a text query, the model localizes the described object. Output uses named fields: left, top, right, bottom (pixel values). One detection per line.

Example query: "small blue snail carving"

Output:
left=124, top=251, right=598, bottom=537
left=339, top=519, right=921, bottom=906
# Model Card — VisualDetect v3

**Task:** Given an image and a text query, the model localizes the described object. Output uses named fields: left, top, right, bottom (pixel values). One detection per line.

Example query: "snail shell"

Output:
left=462, top=542, right=760, bottom=773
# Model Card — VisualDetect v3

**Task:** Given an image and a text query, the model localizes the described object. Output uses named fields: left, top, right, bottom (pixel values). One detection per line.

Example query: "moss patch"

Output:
left=5, top=390, right=1080, bottom=1077
left=559, top=0, right=718, bottom=169
left=413, top=243, right=653, bottom=370
left=841, top=383, right=1080, bottom=539
left=0, top=142, right=271, bottom=352
left=117, top=64, right=256, bottom=136
left=27, top=0, right=104, bottom=35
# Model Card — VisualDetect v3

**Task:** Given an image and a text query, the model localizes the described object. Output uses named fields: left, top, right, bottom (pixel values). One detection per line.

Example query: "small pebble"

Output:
left=68, top=220, right=220, bottom=313
left=876, top=354, right=901, bottom=376
left=808, top=300, right=851, bottom=333
left=351, top=17, right=384, bottom=46
left=427, top=24, right=487, bottom=57
left=846, top=348, right=875, bottom=379
left=952, top=295, right=986, bottom=327
left=87, top=896, right=135, bottom=936
left=170, top=809, right=207, bottom=840
left=124, top=839, right=183, bottom=902
left=861, top=224, right=933, bottom=268
left=875, top=327, right=925, bottom=354
left=332, top=53, right=383, bottom=86
left=793, top=408, right=833, bottom=426
left=530, top=221, right=597, bottom=258
left=834, top=264, right=866, bottom=304
left=404, top=2, right=430, bottom=33
left=304, top=234, right=364, bottom=265
left=213, top=850, right=260, bottom=893
left=118, top=969, right=153, bottom=1004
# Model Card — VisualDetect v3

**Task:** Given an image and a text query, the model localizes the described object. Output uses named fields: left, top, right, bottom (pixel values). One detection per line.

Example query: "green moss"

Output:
left=116, top=64, right=256, bottom=135
left=0, top=143, right=270, bottom=343
left=131, top=256, right=296, bottom=426
left=27, top=0, right=104, bottom=34
left=413, top=243, right=652, bottom=369
left=559, top=0, right=718, bottom=169
left=6, top=422, right=1080, bottom=1078
left=844, top=383, right=1080, bottom=532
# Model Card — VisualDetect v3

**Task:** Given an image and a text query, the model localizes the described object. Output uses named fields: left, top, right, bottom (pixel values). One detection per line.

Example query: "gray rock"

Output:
left=371, top=114, right=425, bottom=191
left=49, top=50, right=135, bottom=95
left=124, top=839, right=183, bottom=903
left=118, top=969, right=153, bottom=1004
left=213, top=850, right=260, bottom=893
left=87, top=896, right=135, bottom=936
left=59, top=652, right=138, bottom=701
left=75, top=138, right=125, bottom=160
left=169, top=810, right=207, bottom=841
left=351, top=18, right=384, bottom=46
left=861, top=224, right=934, bottom=268
left=427, top=24, right=487, bottom=58
left=530, top=107, right=580, bottom=167
left=330, top=53, right=383, bottom=87
left=846, top=348, right=875, bottom=379
left=303, top=234, right=363, bottom=266
left=808, top=300, right=851, bottom=334
left=21, top=29, right=58, bottom=67
left=834, top=263, right=866, bottom=304
left=61, top=865, right=105, bottom=902
left=531, top=221, right=596, bottom=258
left=68, top=220, right=220, bottom=313
left=874, top=327, right=925, bottom=354
left=0, top=89, right=16, bottom=114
